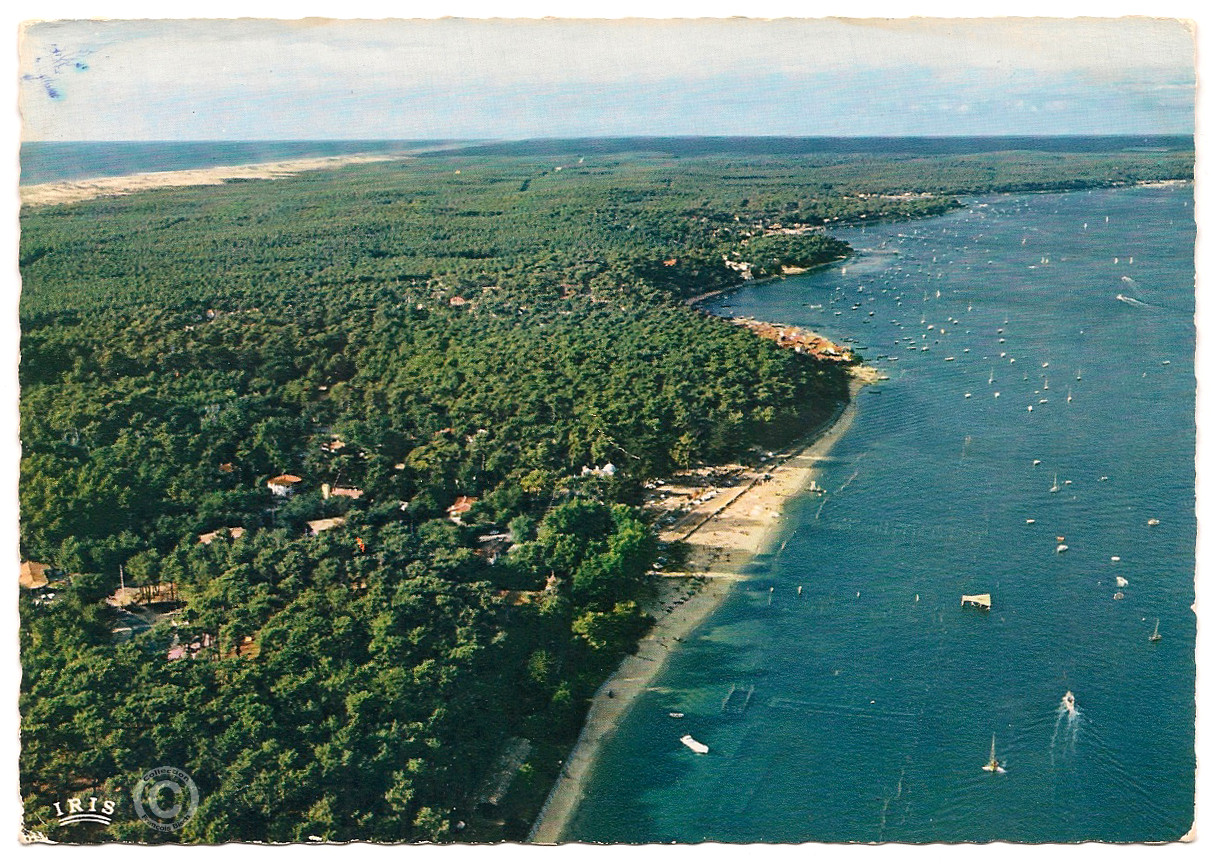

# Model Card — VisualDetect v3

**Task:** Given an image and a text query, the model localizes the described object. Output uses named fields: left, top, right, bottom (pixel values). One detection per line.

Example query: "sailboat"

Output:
left=1150, top=619, right=1162, bottom=643
left=1050, top=474, right=1060, bottom=493
left=982, top=734, right=1005, bottom=773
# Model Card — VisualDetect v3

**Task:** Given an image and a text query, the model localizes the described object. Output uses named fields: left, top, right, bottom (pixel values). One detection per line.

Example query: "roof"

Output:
left=198, top=527, right=246, bottom=545
left=446, top=495, right=478, bottom=515
left=330, top=487, right=364, bottom=499
left=19, top=561, right=50, bottom=590
left=267, top=474, right=303, bottom=486
left=307, top=517, right=347, bottom=534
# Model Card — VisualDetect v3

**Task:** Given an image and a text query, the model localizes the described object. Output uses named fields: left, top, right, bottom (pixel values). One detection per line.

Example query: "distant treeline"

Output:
left=445, top=134, right=1196, bottom=158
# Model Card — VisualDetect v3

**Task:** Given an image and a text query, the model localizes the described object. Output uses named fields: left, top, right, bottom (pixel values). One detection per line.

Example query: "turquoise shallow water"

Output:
left=568, top=185, right=1195, bottom=843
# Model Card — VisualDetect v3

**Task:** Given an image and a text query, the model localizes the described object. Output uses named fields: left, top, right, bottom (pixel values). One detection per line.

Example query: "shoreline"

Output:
left=19, top=153, right=406, bottom=207
left=528, top=366, right=875, bottom=844
left=684, top=256, right=846, bottom=308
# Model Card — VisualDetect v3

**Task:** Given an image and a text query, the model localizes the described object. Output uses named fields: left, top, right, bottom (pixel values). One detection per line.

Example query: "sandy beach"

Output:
left=528, top=365, right=875, bottom=843
left=19, top=154, right=404, bottom=207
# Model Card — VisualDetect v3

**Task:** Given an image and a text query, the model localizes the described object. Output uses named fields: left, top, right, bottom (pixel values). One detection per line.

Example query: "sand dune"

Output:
left=20, top=154, right=404, bottom=207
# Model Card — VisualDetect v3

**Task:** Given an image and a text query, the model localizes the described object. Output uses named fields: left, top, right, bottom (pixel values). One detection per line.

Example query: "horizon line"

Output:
left=22, top=133, right=1195, bottom=144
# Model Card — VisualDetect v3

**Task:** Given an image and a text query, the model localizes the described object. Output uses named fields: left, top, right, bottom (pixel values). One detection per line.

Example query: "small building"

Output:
left=198, top=527, right=245, bottom=545
left=474, top=531, right=512, bottom=565
left=108, top=582, right=179, bottom=608
left=319, top=438, right=347, bottom=454
left=307, top=517, right=347, bottom=536
left=19, top=561, right=51, bottom=591
left=267, top=474, right=303, bottom=496
left=331, top=487, right=364, bottom=499
left=580, top=462, right=617, bottom=478
left=218, top=462, right=236, bottom=474
left=167, top=632, right=213, bottom=661
left=446, top=496, right=478, bottom=524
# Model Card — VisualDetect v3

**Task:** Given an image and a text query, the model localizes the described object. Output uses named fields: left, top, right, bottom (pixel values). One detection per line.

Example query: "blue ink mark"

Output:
left=24, top=44, right=93, bottom=100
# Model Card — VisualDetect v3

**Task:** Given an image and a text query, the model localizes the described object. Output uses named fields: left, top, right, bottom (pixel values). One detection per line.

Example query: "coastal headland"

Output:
left=19, top=154, right=404, bottom=207
left=529, top=362, right=877, bottom=843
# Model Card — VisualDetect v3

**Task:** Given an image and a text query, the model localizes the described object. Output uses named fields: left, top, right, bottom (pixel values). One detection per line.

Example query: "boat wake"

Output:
left=1049, top=692, right=1082, bottom=761
left=1116, top=293, right=1149, bottom=308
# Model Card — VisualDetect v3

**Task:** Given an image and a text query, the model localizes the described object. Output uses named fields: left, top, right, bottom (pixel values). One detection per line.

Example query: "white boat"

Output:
left=1061, top=691, right=1076, bottom=717
left=1056, top=543, right=1069, bottom=553
left=1067, top=388, right=1073, bottom=403
left=680, top=734, right=709, bottom=754
left=1033, top=459, right=1041, bottom=466
left=982, top=734, right=1005, bottom=773
left=1147, top=518, right=1160, bottom=526
left=1116, top=576, right=1129, bottom=588
left=1150, top=619, right=1162, bottom=643
left=669, top=712, right=685, bottom=719
left=1050, top=474, right=1060, bottom=493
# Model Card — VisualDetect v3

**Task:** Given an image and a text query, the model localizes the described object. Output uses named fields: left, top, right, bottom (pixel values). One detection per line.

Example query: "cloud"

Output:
left=18, top=17, right=1196, bottom=139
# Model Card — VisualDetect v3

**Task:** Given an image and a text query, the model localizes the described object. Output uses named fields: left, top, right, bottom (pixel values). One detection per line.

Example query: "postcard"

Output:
left=12, top=7, right=1198, bottom=845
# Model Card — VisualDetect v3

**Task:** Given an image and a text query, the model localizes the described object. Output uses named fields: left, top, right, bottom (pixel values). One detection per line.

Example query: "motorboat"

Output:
left=982, top=734, right=1005, bottom=773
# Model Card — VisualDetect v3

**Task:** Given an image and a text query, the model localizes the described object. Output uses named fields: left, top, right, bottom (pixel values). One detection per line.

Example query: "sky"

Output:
left=15, top=12, right=1196, bottom=140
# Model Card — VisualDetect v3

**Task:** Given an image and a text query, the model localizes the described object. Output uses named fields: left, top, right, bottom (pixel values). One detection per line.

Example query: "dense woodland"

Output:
left=18, top=141, right=1193, bottom=842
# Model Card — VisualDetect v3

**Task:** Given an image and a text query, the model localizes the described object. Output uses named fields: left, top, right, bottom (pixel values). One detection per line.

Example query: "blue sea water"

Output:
left=568, top=185, right=1196, bottom=843
left=19, top=141, right=444, bottom=185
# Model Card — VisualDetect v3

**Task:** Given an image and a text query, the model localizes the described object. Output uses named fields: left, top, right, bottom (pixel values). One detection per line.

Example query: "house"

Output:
left=218, top=462, right=236, bottom=474
left=19, top=561, right=51, bottom=591
left=306, top=517, right=346, bottom=536
left=580, top=462, right=617, bottom=478
left=198, top=527, right=246, bottom=545
left=267, top=474, right=303, bottom=496
left=167, top=632, right=213, bottom=661
left=108, top=582, right=179, bottom=608
left=449, top=296, right=469, bottom=307
left=322, top=484, right=364, bottom=500
left=446, top=495, right=478, bottom=524
left=320, top=437, right=346, bottom=454
left=474, top=531, right=512, bottom=565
